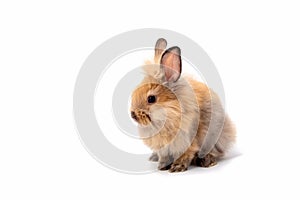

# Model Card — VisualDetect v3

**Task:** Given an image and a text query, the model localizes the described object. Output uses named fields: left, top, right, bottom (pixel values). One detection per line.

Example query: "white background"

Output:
left=1, top=1, right=300, bottom=199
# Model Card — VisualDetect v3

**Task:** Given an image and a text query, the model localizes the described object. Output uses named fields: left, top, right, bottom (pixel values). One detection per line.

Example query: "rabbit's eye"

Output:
left=147, top=95, right=156, bottom=104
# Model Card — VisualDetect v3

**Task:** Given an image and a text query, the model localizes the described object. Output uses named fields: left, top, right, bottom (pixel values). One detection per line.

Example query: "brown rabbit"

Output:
left=130, top=38, right=236, bottom=172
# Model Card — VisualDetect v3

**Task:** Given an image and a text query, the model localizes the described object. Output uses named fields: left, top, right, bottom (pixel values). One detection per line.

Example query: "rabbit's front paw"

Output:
left=169, top=163, right=188, bottom=173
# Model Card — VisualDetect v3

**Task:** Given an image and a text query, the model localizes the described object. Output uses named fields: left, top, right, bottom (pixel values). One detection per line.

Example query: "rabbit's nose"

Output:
left=131, top=111, right=138, bottom=121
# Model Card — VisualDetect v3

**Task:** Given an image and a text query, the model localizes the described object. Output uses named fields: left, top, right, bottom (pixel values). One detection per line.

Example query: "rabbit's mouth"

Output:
left=131, top=110, right=152, bottom=126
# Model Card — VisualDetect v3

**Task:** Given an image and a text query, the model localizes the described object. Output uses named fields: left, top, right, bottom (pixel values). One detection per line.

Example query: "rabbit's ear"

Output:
left=160, top=46, right=182, bottom=82
left=154, top=38, right=167, bottom=62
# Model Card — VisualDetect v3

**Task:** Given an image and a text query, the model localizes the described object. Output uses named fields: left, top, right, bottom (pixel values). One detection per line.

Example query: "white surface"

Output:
left=1, top=0, right=300, bottom=199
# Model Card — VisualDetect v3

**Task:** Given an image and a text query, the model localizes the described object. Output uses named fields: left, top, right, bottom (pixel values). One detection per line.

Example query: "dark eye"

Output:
left=147, top=95, right=156, bottom=104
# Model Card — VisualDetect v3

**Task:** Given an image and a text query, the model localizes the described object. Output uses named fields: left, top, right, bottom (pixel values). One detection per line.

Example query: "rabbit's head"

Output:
left=130, top=38, right=185, bottom=132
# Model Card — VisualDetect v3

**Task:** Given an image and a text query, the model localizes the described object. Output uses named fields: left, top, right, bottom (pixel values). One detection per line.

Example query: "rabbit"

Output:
left=130, top=38, right=236, bottom=173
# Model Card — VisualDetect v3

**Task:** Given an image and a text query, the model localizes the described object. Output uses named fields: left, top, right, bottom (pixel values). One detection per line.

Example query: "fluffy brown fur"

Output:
left=130, top=38, right=236, bottom=172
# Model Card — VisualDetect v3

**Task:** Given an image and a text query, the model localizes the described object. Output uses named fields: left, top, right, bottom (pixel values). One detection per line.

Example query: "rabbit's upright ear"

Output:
left=154, top=38, right=167, bottom=62
left=160, top=46, right=182, bottom=82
